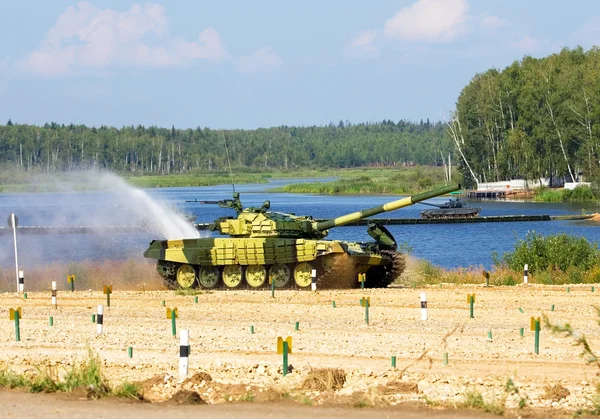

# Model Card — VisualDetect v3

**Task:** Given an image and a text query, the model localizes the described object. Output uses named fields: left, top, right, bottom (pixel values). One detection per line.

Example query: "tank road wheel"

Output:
left=246, top=265, right=267, bottom=288
left=270, top=263, right=291, bottom=288
left=176, top=264, right=197, bottom=289
left=294, top=262, right=313, bottom=288
left=223, top=265, right=244, bottom=289
left=198, top=266, right=220, bottom=289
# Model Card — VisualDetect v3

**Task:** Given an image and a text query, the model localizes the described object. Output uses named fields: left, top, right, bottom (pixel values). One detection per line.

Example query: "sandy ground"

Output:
left=0, top=285, right=599, bottom=417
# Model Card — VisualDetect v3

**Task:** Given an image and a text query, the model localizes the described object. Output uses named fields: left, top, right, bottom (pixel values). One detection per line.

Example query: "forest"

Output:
left=0, top=119, right=451, bottom=174
left=449, top=46, right=600, bottom=188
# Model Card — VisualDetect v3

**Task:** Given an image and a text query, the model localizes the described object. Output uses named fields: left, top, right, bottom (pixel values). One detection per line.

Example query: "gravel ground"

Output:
left=0, top=284, right=599, bottom=416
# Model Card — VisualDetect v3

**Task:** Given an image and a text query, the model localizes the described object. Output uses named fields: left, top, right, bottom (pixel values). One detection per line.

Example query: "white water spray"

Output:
left=94, top=173, right=200, bottom=239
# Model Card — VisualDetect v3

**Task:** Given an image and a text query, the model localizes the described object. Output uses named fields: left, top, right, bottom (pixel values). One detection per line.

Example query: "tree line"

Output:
left=449, top=46, right=600, bottom=187
left=0, top=119, right=451, bottom=174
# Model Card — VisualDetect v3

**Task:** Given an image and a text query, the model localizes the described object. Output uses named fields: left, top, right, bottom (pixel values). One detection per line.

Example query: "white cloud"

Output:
left=17, top=2, right=229, bottom=75
left=236, top=46, right=282, bottom=74
left=513, top=35, right=540, bottom=52
left=479, top=13, right=505, bottom=29
left=384, top=0, right=469, bottom=43
left=345, top=30, right=379, bottom=59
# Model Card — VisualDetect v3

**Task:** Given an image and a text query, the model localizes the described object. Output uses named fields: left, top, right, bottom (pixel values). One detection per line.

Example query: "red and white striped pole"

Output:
left=179, top=329, right=189, bottom=379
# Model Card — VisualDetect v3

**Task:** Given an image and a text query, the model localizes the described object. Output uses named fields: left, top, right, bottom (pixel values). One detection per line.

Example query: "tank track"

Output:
left=365, top=250, right=405, bottom=288
left=156, top=253, right=404, bottom=290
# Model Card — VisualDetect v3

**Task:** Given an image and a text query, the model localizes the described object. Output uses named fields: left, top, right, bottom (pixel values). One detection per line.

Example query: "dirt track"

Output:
left=0, top=285, right=599, bottom=416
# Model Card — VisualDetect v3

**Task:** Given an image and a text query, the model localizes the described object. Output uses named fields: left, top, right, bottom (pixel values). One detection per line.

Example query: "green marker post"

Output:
left=14, top=311, right=20, bottom=342
left=295, top=321, right=299, bottom=331
left=271, top=278, right=275, bottom=298
left=282, top=341, right=289, bottom=376
left=194, top=296, right=198, bottom=304
left=332, top=301, right=336, bottom=308
left=567, top=286, right=570, bottom=293
left=518, top=307, right=524, bottom=313
left=551, top=304, right=555, bottom=312
left=92, top=314, right=96, bottom=323
left=519, top=327, right=524, bottom=337
left=106, top=292, right=111, bottom=308
left=534, top=319, right=540, bottom=355
left=391, top=356, right=397, bottom=368
left=443, top=352, right=448, bottom=366
left=592, top=286, right=595, bottom=292
left=171, top=310, right=177, bottom=336
left=49, top=316, right=53, bottom=327
left=23, top=293, right=27, bottom=300
left=469, top=295, right=475, bottom=319
left=250, top=325, right=254, bottom=334
left=161, top=300, right=165, bottom=307
left=365, top=299, right=369, bottom=325
left=487, top=330, right=492, bottom=341
left=128, top=347, right=133, bottom=358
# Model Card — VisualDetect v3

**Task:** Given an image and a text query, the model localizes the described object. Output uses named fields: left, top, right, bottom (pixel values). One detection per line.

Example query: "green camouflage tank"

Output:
left=144, top=184, right=460, bottom=290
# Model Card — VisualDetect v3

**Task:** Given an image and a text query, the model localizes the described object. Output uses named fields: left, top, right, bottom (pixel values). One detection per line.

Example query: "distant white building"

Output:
left=476, top=178, right=565, bottom=191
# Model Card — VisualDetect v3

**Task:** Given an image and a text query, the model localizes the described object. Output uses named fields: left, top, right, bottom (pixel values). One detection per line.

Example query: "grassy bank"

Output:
left=404, top=260, right=600, bottom=287
left=534, top=185, right=598, bottom=202
left=0, top=166, right=455, bottom=194
left=276, top=166, right=461, bottom=195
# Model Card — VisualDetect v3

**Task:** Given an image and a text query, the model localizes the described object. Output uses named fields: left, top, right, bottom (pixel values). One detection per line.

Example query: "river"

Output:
left=1, top=179, right=600, bottom=269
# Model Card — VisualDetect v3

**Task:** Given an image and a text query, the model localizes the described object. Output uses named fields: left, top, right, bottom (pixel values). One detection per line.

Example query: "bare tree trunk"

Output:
left=445, top=111, right=480, bottom=184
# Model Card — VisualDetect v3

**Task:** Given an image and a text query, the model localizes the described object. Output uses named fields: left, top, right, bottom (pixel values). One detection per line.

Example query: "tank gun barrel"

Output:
left=314, top=184, right=460, bottom=231
left=418, top=202, right=443, bottom=208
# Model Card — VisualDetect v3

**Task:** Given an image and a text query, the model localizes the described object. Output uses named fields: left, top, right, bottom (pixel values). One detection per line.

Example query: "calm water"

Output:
left=1, top=179, right=600, bottom=269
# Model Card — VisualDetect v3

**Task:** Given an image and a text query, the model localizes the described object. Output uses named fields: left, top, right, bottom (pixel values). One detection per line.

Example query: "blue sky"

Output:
left=0, top=0, right=598, bottom=129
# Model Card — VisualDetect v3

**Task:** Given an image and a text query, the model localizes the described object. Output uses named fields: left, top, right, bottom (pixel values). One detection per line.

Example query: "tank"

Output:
left=419, top=197, right=481, bottom=219
left=144, top=184, right=460, bottom=290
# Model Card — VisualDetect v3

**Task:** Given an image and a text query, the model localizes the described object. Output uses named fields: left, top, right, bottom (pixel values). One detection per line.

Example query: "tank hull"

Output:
left=144, top=237, right=404, bottom=290
left=420, top=207, right=481, bottom=219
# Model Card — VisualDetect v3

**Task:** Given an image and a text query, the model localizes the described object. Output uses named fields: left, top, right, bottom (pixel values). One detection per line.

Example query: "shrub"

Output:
left=499, top=231, right=600, bottom=273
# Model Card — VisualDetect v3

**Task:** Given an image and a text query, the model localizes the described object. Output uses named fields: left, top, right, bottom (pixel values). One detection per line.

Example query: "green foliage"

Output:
left=0, top=352, right=112, bottom=398
left=498, top=231, right=600, bottom=273
left=453, top=46, right=600, bottom=187
left=0, top=120, right=452, bottom=176
left=535, top=186, right=598, bottom=202
left=282, top=166, right=459, bottom=195
left=241, top=391, right=255, bottom=402
left=61, top=352, right=110, bottom=398
left=113, top=381, right=142, bottom=400
left=0, top=369, right=31, bottom=389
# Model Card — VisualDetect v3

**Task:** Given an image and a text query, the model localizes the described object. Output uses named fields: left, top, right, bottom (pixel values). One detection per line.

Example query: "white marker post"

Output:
left=97, top=305, right=104, bottom=335
left=9, top=214, right=19, bottom=294
left=51, top=281, right=57, bottom=308
left=18, top=270, right=24, bottom=294
left=523, top=264, right=529, bottom=284
left=420, top=292, right=428, bottom=321
left=311, top=269, right=317, bottom=292
left=179, top=329, right=189, bottom=380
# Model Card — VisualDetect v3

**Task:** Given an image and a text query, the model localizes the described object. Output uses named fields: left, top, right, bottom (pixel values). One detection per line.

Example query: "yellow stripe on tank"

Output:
left=381, top=197, right=413, bottom=212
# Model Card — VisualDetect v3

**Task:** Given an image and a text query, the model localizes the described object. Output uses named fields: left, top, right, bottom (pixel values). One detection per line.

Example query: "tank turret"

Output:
left=145, top=184, right=460, bottom=290
left=419, top=197, right=481, bottom=219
